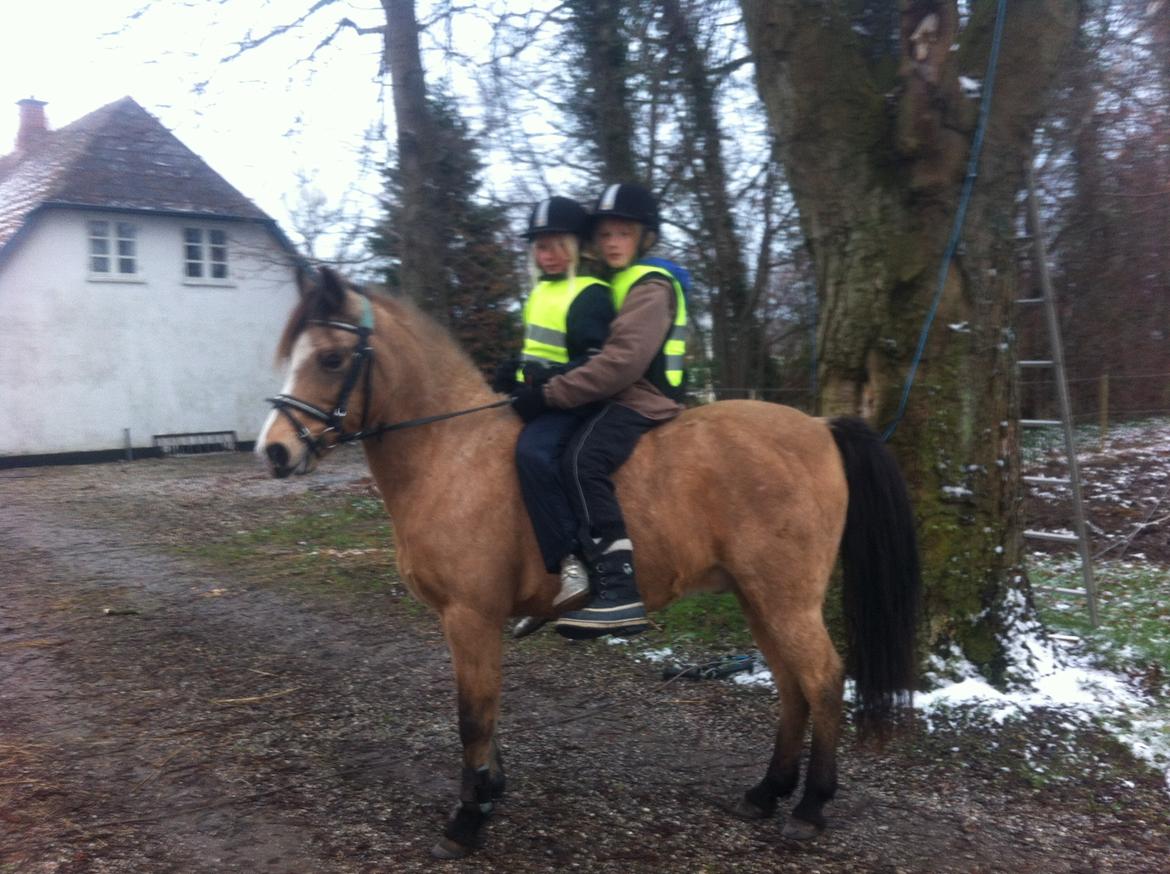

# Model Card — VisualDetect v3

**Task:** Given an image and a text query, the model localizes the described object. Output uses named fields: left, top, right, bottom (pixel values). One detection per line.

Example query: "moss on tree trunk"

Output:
left=742, top=0, right=1080, bottom=678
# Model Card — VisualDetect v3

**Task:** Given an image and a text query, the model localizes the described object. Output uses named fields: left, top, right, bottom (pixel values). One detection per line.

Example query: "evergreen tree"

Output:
left=370, top=92, right=520, bottom=371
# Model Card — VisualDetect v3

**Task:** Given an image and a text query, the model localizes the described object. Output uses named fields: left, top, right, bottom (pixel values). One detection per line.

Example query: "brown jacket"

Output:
left=542, top=276, right=683, bottom=421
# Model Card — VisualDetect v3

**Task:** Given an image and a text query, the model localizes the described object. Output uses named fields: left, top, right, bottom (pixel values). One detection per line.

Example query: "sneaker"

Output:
left=510, top=616, right=548, bottom=639
left=554, top=555, right=590, bottom=607
left=511, top=555, right=592, bottom=639
left=554, top=546, right=649, bottom=640
left=553, top=593, right=650, bottom=640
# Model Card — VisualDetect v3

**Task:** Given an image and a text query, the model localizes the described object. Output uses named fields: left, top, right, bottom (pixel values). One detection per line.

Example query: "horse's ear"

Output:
left=295, top=262, right=315, bottom=299
left=317, top=266, right=348, bottom=315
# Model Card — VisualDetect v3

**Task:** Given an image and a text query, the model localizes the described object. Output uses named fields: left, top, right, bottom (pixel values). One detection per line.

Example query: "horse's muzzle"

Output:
left=265, top=442, right=296, bottom=478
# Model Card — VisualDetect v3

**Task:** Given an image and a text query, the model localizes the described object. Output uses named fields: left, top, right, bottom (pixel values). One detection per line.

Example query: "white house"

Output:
left=0, top=97, right=299, bottom=465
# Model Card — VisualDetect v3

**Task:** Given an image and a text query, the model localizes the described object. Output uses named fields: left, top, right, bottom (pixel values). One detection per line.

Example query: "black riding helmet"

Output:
left=524, top=196, right=589, bottom=240
left=589, top=182, right=659, bottom=233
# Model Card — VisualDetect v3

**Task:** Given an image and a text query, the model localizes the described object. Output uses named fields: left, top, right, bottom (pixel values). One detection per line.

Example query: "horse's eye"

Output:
left=319, top=350, right=345, bottom=371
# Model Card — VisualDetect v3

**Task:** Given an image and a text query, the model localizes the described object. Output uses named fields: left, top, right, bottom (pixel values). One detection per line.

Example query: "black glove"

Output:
left=490, top=359, right=520, bottom=394
left=521, top=361, right=564, bottom=388
left=510, top=384, right=549, bottom=423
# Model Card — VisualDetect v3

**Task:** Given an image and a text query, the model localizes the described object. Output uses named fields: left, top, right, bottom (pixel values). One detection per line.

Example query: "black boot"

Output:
left=554, top=541, right=649, bottom=639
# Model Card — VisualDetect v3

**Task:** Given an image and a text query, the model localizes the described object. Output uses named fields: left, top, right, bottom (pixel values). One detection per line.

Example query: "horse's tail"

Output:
left=828, top=416, right=921, bottom=737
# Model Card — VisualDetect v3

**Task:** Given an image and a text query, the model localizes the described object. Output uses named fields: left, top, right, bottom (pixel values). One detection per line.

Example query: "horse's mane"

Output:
left=276, top=274, right=486, bottom=396
left=372, top=292, right=486, bottom=387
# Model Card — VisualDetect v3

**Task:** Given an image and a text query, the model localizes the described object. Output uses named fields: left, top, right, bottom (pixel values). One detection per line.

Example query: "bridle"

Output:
left=266, top=294, right=509, bottom=464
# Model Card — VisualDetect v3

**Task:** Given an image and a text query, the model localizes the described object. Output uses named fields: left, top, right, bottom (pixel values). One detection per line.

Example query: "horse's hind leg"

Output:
left=739, top=603, right=843, bottom=838
left=734, top=657, right=807, bottom=819
left=786, top=634, right=844, bottom=839
left=431, top=605, right=504, bottom=860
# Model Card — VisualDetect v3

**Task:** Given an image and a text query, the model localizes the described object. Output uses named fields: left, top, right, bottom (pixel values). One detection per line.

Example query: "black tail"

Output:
left=829, top=417, right=921, bottom=736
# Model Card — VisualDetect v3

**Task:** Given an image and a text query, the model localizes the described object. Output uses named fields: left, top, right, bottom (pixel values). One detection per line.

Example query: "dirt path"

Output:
left=2, top=454, right=1167, bottom=873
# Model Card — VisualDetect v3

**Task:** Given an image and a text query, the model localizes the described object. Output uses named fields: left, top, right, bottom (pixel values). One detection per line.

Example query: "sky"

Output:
left=0, top=1, right=392, bottom=254
left=0, top=0, right=762, bottom=265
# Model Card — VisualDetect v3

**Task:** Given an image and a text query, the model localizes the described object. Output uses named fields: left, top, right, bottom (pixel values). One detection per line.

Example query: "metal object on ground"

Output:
left=1018, top=164, right=1098, bottom=627
left=152, top=430, right=238, bottom=456
left=662, top=654, right=759, bottom=681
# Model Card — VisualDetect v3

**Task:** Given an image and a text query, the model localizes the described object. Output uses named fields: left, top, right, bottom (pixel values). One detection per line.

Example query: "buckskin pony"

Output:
left=256, top=266, right=921, bottom=859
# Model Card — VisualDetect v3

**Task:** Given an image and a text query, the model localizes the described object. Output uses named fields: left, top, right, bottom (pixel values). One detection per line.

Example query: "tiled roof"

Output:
left=0, top=97, right=272, bottom=252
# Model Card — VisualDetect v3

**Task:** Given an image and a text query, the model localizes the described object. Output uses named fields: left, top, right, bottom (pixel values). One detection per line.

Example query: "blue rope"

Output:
left=882, top=0, right=1009, bottom=442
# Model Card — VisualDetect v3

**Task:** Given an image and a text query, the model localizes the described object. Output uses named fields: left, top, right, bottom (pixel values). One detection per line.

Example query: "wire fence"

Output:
left=1020, top=370, right=1170, bottom=447
left=691, top=385, right=815, bottom=411
left=698, top=371, right=1170, bottom=436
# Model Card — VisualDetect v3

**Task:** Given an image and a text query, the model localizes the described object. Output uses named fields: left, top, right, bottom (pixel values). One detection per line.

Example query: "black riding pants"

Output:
left=562, top=402, right=658, bottom=552
left=516, top=409, right=591, bottom=573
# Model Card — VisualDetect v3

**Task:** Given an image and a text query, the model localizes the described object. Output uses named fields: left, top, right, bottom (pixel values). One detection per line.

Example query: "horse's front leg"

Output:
left=431, top=604, right=505, bottom=860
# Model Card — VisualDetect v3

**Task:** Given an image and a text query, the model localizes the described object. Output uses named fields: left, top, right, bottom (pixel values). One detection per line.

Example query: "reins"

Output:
left=267, top=293, right=511, bottom=460
left=339, top=398, right=512, bottom=443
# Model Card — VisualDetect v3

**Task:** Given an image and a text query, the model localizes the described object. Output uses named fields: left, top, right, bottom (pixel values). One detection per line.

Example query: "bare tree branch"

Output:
left=219, top=0, right=343, bottom=64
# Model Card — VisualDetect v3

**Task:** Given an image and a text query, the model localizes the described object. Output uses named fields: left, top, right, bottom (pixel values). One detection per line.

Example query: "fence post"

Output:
left=1098, top=372, right=1109, bottom=450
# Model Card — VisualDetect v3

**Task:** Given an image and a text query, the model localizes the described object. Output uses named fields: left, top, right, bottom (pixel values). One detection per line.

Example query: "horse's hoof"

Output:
left=730, top=797, right=774, bottom=821
left=430, top=837, right=474, bottom=859
left=781, top=817, right=822, bottom=841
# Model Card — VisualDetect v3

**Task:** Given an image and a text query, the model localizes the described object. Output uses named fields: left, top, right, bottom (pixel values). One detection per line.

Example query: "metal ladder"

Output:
left=1017, top=165, right=1099, bottom=627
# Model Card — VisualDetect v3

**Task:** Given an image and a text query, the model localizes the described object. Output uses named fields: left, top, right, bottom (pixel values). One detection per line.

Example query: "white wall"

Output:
left=0, top=209, right=297, bottom=455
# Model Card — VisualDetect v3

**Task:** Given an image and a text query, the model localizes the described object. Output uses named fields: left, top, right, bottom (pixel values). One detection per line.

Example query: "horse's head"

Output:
left=257, top=266, right=378, bottom=477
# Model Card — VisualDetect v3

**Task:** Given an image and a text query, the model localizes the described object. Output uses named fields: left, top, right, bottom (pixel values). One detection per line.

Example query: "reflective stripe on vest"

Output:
left=610, top=263, right=688, bottom=387
left=520, top=275, right=609, bottom=376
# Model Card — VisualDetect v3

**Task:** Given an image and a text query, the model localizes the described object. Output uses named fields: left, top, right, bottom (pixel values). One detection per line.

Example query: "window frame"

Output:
left=182, top=226, right=232, bottom=285
left=87, top=219, right=142, bottom=282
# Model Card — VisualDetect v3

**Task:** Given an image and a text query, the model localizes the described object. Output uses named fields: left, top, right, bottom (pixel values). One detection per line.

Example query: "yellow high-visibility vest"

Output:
left=520, top=275, right=611, bottom=376
left=610, top=263, right=688, bottom=389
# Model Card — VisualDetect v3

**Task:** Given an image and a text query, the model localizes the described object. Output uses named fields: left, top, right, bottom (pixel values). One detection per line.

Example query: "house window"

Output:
left=184, top=228, right=229, bottom=280
left=89, top=220, right=137, bottom=275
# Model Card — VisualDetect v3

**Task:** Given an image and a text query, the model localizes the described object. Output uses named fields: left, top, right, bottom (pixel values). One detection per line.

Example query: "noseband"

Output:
left=266, top=293, right=377, bottom=460
left=267, top=294, right=509, bottom=463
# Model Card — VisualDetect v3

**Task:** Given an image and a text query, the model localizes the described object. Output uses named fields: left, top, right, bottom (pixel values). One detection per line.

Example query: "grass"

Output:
left=178, top=493, right=398, bottom=596
left=652, top=592, right=754, bottom=651
left=1019, top=414, right=1170, bottom=465
left=1031, top=555, right=1170, bottom=693
left=230, top=495, right=391, bottom=552
left=1029, top=554, right=1170, bottom=778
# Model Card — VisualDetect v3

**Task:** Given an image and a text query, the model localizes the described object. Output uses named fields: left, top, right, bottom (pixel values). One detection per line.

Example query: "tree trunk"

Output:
left=382, top=0, right=448, bottom=321
left=657, top=0, right=764, bottom=396
left=567, top=0, right=638, bottom=180
left=741, top=0, right=1081, bottom=675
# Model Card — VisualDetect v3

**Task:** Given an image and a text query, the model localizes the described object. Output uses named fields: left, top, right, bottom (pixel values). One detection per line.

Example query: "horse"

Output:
left=256, top=266, right=921, bottom=860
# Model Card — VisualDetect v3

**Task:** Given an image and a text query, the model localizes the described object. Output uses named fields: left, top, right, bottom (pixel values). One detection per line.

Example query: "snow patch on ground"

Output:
left=919, top=633, right=1169, bottom=790
left=634, top=625, right=1169, bottom=790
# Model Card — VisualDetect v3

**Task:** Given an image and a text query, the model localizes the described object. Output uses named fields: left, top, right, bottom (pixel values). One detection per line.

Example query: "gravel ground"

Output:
left=2, top=451, right=1168, bottom=873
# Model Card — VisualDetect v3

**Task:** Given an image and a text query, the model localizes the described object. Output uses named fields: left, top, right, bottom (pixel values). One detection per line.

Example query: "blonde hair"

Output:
left=527, top=233, right=580, bottom=288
